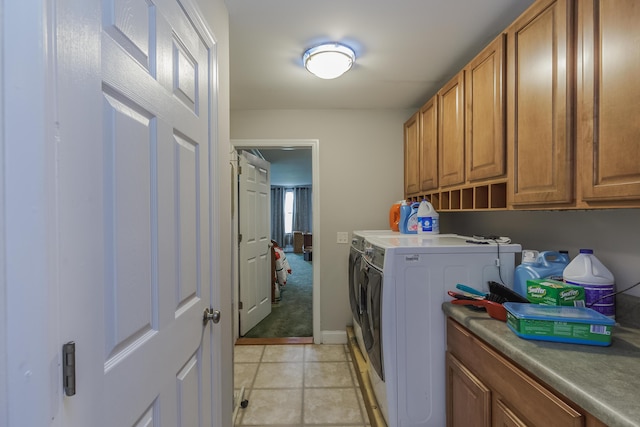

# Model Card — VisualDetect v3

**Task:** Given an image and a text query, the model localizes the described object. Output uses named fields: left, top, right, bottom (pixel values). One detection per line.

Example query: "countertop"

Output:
left=442, top=301, right=640, bottom=427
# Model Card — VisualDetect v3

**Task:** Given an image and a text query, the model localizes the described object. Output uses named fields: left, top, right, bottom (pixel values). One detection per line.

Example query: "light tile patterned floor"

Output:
left=234, top=344, right=370, bottom=426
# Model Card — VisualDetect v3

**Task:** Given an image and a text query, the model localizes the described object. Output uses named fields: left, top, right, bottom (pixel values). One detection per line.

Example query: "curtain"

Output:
left=271, top=186, right=286, bottom=246
left=292, top=186, right=312, bottom=233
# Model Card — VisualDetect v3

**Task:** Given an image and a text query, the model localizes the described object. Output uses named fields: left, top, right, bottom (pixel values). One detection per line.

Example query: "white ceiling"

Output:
left=227, top=0, right=535, bottom=111
left=227, top=0, right=536, bottom=183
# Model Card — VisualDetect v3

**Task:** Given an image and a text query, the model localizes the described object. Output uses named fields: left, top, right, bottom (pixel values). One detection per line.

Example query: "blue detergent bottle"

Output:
left=514, top=250, right=571, bottom=297
left=399, top=201, right=419, bottom=234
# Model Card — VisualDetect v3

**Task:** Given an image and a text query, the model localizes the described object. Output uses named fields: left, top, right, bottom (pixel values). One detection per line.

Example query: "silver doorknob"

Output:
left=203, top=307, right=221, bottom=325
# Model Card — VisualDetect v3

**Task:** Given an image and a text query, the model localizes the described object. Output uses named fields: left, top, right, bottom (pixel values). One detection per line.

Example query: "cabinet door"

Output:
left=419, top=96, right=438, bottom=191
left=439, top=71, right=465, bottom=187
left=447, top=318, right=585, bottom=427
left=404, top=112, right=420, bottom=196
left=578, top=0, right=640, bottom=203
left=507, top=0, right=575, bottom=206
left=466, top=35, right=506, bottom=182
left=493, top=398, right=528, bottom=427
left=446, top=352, right=491, bottom=427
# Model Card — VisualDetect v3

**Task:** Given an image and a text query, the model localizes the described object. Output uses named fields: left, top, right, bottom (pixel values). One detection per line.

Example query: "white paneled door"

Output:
left=238, top=151, right=271, bottom=335
left=54, top=0, right=219, bottom=425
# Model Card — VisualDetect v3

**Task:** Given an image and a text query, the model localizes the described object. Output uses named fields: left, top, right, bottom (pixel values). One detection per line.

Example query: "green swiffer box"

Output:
left=526, top=278, right=586, bottom=307
left=503, top=303, right=614, bottom=346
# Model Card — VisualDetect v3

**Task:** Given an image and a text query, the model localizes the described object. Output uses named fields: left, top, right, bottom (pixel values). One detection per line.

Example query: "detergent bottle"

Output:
left=514, top=250, right=570, bottom=297
left=389, top=201, right=402, bottom=231
left=399, top=201, right=419, bottom=234
left=416, top=199, right=439, bottom=234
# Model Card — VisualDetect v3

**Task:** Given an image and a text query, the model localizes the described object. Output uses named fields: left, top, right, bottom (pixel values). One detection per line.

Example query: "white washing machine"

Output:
left=361, top=234, right=521, bottom=426
left=349, top=230, right=398, bottom=362
left=350, top=232, right=456, bottom=364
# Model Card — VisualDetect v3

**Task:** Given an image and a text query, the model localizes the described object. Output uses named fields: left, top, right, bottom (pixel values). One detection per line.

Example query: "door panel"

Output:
left=102, top=91, right=156, bottom=362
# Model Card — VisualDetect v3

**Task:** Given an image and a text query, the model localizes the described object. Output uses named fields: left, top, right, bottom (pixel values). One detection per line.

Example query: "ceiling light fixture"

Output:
left=303, top=42, right=355, bottom=80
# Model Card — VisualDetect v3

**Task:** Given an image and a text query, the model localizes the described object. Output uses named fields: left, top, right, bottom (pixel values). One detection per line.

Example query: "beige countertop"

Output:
left=442, top=301, right=640, bottom=427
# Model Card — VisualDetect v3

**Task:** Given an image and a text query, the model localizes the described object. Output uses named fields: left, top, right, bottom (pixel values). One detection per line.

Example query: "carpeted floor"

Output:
left=243, top=252, right=313, bottom=338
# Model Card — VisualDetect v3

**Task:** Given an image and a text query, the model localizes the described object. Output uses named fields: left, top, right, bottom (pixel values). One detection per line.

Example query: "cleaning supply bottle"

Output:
left=389, top=201, right=402, bottom=231
left=416, top=199, right=439, bottom=234
left=399, top=201, right=419, bottom=234
left=514, top=250, right=570, bottom=297
left=563, top=249, right=615, bottom=318
left=398, top=201, right=410, bottom=234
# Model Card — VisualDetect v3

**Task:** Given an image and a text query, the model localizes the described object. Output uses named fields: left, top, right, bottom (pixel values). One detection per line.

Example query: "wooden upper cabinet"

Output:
left=507, top=0, right=575, bottom=207
left=466, top=35, right=506, bottom=182
left=404, top=111, right=420, bottom=196
left=439, top=71, right=465, bottom=188
left=419, top=96, right=438, bottom=191
left=577, top=0, right=640, bottom=204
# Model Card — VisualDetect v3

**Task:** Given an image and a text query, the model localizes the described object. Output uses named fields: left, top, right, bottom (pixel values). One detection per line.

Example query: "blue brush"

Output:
left=455, top=283, right=487, bottom=297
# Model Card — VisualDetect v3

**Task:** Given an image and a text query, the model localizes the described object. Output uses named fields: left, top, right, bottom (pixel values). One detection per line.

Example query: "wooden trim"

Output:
left=346, top=326, right=387, bottom=427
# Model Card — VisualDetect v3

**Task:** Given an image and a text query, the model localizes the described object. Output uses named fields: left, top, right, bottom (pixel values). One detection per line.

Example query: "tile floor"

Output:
left=234, top=344, right=371, bottom=426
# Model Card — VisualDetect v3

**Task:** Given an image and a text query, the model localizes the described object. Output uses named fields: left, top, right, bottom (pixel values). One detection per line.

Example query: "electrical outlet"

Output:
left=337, top=232, right=349, bottom=244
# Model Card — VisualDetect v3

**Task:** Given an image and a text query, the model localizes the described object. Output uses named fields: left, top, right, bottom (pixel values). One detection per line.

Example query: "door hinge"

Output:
left=238, top=166, right=242, bottom=175
left=238, top=234, right=242, bottom=244
left=238, top=301, right=243, bottom=310
left=62, top=341, right=76, bottom=397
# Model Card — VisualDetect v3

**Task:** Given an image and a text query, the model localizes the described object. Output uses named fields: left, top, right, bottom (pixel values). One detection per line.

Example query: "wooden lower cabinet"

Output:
left=446, top=352, right=490, bottom=427
left=446, top=318, right=607, bottom=427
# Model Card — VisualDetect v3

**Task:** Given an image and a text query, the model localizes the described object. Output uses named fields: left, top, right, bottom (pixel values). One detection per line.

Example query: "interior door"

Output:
left=55, top=0, right=218, bottom=425
left=238, top=151, right=272, bottom=335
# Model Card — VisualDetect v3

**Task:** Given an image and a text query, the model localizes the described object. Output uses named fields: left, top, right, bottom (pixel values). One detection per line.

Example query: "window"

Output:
left=284, top=189, right=294, bottom=234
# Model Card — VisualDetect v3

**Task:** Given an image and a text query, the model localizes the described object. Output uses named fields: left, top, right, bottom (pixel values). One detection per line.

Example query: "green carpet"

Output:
left=243, top=252, right=313, bottom=338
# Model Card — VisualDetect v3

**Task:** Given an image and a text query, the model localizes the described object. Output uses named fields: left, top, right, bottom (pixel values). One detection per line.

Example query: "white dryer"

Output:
left=361, top=234, right=521, bottom=426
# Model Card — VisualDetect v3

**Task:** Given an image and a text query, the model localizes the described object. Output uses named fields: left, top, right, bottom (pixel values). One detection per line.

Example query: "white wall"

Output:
left=445, top=209, right=640, bottom=299
left=232, top=109, right=640, bottom=331
left=231, top=109, right=410, bottom=331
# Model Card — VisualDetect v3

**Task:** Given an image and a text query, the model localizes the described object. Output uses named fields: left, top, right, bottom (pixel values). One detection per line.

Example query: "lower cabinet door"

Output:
left=446, top=352, right=491, bottom=427
left=493, top=396, right=529, bottom=427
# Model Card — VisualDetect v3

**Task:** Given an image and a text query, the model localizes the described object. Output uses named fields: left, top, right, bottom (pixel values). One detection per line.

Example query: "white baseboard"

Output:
left=321, top=330, right=347, bottom=344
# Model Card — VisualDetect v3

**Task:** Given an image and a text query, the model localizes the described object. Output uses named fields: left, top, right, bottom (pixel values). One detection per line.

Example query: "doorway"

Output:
left=232, top=139, right=320, bottom=343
